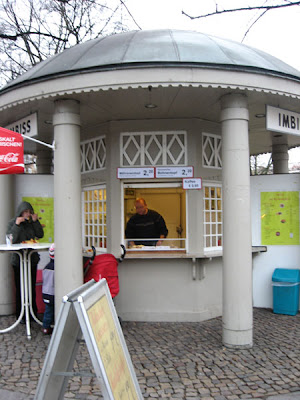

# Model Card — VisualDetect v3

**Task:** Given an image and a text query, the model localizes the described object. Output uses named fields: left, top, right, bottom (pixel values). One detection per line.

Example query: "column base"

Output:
left=222, top=328, right=253, bottom=349
left=0, top=304, right=15, bottom=316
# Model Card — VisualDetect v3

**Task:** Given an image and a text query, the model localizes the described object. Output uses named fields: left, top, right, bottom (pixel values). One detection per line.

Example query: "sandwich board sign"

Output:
left=35, top=279, right=143, bottom=400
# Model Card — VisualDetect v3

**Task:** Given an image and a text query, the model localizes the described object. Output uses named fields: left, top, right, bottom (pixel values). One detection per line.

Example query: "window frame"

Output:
left=203, top=182, right=223, bottom=251
left=82, top=184, right=107, bottom=252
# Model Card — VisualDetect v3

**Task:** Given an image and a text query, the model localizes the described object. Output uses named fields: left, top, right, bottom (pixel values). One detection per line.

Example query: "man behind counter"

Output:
left=125, top=198, right=168, bottom=247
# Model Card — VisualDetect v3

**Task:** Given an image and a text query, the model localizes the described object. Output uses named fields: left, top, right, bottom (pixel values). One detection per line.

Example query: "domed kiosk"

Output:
left=1, top=30, right=300, bottom=348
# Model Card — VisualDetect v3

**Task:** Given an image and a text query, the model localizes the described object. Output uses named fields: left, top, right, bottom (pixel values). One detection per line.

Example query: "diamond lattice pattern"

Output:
left=121, top=131, right=187, bottom=166
left=202, top=133, right=222, bottom=169
left=81, top=136, right=106, bottom=173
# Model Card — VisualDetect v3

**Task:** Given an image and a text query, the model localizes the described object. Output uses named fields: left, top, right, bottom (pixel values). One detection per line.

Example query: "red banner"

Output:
left=0, top=127, right=24, bottom=174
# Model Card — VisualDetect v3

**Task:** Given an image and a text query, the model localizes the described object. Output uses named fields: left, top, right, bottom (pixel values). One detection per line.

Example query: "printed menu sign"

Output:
left=261, top=191, right=299, bottom=245
left=34, top=279, right=143, bottom=400
left=87, top=296, right=139, bottom=399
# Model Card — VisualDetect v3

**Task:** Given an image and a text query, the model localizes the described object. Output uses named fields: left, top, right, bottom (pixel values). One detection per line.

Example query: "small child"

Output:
left=42, top=243, right=55, bottom=335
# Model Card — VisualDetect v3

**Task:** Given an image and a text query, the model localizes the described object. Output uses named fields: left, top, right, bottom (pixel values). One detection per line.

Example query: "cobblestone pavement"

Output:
left=0, top=308, right=300, bottom=399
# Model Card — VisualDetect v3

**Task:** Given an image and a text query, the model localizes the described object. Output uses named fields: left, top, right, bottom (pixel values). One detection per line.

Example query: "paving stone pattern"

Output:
left=0, top=308, right=299, bottom=399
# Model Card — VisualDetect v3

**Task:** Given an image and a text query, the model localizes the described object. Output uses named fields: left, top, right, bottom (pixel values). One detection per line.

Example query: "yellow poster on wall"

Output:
left=22, top=197, right=54, bottom=243
left=261, top=191, right=299, bottom=245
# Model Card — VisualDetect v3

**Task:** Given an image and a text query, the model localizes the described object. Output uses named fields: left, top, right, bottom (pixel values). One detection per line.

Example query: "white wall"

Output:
left=251, top=174, right=300, bottom=309
left=115, top=257, right=223, bottom=322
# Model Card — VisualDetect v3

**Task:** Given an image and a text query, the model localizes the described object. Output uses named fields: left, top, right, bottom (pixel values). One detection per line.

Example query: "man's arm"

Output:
left=31, top=214, right=44, bottom=239
left=125, top=218, right=136, bottom=247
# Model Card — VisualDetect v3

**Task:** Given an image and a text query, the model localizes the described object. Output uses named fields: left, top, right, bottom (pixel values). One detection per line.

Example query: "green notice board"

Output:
left=261, top=191, right=299, bottom=245
left=22, top=196, right=54, bottom=243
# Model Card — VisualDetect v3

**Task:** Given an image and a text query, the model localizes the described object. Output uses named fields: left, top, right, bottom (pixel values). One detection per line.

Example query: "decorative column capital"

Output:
left=53, top=99, right=80, bottom=127
left=220, top=93, right=249, bottom=122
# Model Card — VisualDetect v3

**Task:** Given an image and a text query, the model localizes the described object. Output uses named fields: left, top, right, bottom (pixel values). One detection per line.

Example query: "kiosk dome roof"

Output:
left=3, top=29, right=300, bottom=90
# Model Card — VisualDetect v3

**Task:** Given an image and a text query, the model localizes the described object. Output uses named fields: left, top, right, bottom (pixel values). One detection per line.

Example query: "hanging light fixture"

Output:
left=144, top=85, right=158, bottom=109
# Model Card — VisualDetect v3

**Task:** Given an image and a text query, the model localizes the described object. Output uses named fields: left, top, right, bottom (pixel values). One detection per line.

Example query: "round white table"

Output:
left=0, top=243, right=52, bottom=339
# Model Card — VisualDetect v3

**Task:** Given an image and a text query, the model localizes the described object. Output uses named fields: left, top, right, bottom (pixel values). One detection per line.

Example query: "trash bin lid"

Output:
left=272, top=268, right=300, bottom=283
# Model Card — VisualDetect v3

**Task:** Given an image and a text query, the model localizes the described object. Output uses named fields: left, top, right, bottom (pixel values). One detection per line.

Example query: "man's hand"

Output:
left=31, top=213, right=38, bottom=222
left=16, top=216, right=25, bottom=225
left=156, top=235, right=165, bottom=246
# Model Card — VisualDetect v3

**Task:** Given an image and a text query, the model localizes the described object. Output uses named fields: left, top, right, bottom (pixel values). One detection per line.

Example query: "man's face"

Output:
left=135, top=201, right=147, bottom=215
left=22, top=209, right=31, bottom=220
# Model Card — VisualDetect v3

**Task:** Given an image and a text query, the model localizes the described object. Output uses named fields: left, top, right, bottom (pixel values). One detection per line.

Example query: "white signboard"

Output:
left=117, top=167, right=155, bottom=179
left=182, top=178, right=202, bottom=190
left=156, top=166, right=193, bottom=178
left=266, top=105, right=300, bottom=136
left=5, top=112, right=38, bottom=137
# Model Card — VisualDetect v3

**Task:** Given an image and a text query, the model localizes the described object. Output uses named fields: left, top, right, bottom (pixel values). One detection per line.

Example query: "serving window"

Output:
left=123, top=182, right=186, bottom=252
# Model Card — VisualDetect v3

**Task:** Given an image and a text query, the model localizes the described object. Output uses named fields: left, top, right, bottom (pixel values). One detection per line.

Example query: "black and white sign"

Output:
left=266, top=105, right=300, bottom=136
left=6, top=113, right=38, bottom=137
left=182, top=178, right=202, bottom=190
left=117, top=167, right=155, bottom=179
left=156, top=166, right=193, bottom=178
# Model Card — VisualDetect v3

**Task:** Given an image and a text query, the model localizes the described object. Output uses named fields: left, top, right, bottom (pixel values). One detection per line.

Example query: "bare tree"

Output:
left=250, top=154, right=273, bottom=175
left=0, top=0, right=140, bottom=87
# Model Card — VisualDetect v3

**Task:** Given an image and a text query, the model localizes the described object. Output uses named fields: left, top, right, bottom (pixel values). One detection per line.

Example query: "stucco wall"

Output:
left=251, top=174, right=300, bottom=309
left=114, top=257, right=223, bottom=322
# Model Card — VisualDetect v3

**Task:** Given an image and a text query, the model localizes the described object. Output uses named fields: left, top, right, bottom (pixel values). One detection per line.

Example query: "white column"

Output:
left=53, top=99, right=83, bottom=318
left=220, top=93, right=253, bottom=348
left=105, top=125, right=122, bottom=256
left=272, top=135, right=289, bottom=174
left=0, top=175, right=15, bottom=314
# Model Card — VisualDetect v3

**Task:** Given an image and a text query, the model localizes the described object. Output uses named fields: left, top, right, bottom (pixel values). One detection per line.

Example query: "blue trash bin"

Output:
left=272, top=268, right=300, bottom=316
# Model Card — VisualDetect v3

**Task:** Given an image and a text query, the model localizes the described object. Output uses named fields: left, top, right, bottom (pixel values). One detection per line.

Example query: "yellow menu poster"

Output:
left=261, top=191, right=299, bottom=245
left=22, top=197, right=54, bottom=243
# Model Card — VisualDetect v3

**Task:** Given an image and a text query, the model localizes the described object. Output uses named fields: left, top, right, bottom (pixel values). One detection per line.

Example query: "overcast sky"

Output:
left=126, top=0, right=300, bottom=72
left=125, top=0, right=300, bottom=162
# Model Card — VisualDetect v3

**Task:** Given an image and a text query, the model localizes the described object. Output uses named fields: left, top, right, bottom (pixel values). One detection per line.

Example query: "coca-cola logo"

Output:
left=0, top=152, right=19, bottom=163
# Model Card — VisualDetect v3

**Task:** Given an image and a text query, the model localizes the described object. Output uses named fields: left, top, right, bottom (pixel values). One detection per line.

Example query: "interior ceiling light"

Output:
left=145, top=103, right=158, bottom=109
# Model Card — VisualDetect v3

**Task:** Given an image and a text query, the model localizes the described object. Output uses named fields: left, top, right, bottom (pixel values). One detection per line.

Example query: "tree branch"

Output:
left=182, top=1, right=300, bottom=20
left=0, top=30, right=68, bottom=42
left=242, top=9, right=268, bottom=42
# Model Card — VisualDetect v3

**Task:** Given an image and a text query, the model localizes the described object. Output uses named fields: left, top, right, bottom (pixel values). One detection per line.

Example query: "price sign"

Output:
left=117, top=167, right=155, bottom=179
left=155, top=166, right=193, bottom=178
left=182, top=178, right=202, bottom=190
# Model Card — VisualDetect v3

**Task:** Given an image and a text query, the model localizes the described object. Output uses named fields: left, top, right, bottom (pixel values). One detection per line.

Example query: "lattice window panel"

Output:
left=202, top=133, right=222, bottom=169
left=81, top=136, right=106, bottom=173
left=121, top=131, right=187, bottom=166
left=203, top=184, right=222, bottom=249
left=82, top=186, right=107, bottom=251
